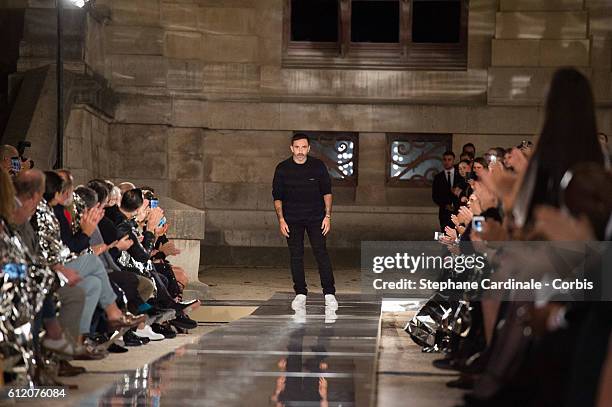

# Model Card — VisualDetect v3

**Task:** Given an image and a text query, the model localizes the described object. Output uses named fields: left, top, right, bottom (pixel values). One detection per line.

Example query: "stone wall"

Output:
left=6, top=0, right=612, bottom=264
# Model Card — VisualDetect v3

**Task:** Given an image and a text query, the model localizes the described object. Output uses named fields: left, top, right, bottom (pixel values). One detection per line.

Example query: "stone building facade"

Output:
left=2, top=0, right=611, bottom=265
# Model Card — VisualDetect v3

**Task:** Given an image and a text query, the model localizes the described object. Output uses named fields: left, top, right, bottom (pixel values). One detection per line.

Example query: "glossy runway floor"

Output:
left=81, top=293, right=382, bottom=406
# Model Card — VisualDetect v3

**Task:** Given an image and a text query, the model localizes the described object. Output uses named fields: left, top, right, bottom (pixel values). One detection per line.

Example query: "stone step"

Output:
left=495, top=11, right=588, bottom=39
left=492, top=39, right=590, bottom=67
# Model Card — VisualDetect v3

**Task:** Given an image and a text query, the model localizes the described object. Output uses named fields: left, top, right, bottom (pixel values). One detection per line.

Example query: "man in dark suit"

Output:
left=432, top=151, right=461, bottom=230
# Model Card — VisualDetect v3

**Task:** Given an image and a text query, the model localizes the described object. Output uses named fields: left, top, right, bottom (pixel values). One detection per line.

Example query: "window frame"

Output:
left=283, top=0, right=469, bottom=70
left=385, top=132, right=453, bottom=187
left=294, top=131, right=359, bottom=187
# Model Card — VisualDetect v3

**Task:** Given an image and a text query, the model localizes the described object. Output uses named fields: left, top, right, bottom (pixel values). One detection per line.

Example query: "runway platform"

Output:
left=83, top=292, right=383, bottom=406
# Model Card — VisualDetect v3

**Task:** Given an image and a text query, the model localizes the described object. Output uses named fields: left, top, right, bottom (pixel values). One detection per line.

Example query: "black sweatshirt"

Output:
left=53, top=204, right=90, bottom=254
left=272, top=156, right=332, bottom=224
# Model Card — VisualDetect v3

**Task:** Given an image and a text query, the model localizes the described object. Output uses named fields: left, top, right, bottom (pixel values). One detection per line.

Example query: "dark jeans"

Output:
left=286, top=220, right=335, bottom=296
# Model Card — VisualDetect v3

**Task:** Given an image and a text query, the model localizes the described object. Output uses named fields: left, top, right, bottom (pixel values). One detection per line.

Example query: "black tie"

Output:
left=447, top=171, right=451, bottom=186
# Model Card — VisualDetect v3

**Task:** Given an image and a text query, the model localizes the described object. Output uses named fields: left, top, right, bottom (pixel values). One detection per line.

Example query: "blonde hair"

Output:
left=0, top=169, right=16, bottom=222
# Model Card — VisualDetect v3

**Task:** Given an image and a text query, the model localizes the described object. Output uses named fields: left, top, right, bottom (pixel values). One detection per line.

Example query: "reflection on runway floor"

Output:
left=81, top=293, right=382, bottom=406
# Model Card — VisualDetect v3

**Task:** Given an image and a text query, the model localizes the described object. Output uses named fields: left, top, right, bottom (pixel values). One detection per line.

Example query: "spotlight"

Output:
left=69, top=0, right=86, bottom=8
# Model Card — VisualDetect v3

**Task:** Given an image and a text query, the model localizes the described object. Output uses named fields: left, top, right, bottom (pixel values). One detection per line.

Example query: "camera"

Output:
left=490, top=155, right=497, bottom=164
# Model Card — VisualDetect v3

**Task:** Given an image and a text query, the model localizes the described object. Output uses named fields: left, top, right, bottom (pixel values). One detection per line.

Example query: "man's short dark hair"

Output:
left=443, top=150, right=455, bottom=158
left=460, top=151, right=474, bottom=160
left=75, top=186, right=98, bottom=209
left=462, top=143, right=475, bottom=152
left=121, top=188, right=144, bottom=212
left=13, top=169, right=45, bottom=199
left=291, top=133, right=309, bottom=145
left=43, top=171, right=64, bottom=202
left=87, top=179, right=110, bottom=204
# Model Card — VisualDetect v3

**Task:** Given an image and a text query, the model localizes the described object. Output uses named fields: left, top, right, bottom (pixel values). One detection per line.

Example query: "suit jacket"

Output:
left=432, top=169, right=461, bottom=217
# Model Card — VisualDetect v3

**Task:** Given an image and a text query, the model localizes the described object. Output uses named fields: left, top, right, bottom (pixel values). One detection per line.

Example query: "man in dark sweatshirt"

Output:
left=272, top=133, right=338, bottom=315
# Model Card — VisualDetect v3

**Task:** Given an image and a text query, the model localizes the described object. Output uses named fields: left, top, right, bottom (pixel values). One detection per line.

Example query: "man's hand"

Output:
left=115, top=234, right=133, bottom=251
left=80, top=205, right=104, bottom=236
left=161, top=241, right=181, bottom=256
left=321, top=217, right=331, bottom=236
left=91, top=243, right=108, bottom=256
left=279, top=219, right=290, bottom=238
left=55, top=266, right=82, bottom=287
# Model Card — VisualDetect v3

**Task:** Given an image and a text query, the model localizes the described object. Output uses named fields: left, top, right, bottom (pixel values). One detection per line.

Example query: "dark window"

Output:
left=284, top=0, right=467, bottom=69
left=387, top=133, right=452, bottom=187
left=290, top=0, right=338, bottom=42
left=351, top=0, right=400, bottom=43
left=294, top=131, right=359, bottom=186
left=412, top=1, right=461, bottom=43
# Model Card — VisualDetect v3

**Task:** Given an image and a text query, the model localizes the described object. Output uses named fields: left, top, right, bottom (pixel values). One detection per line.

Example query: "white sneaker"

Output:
left=291, top=294, right=307, bottom=313
left=325, top=294, right=338, bottom=311
left=325, top=309, right=338, bottom=324
left=135, top=325, right=164, bottom=341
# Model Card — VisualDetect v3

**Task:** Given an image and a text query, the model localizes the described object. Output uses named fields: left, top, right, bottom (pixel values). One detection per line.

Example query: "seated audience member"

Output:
left=12, top=170, right=88, bottom=375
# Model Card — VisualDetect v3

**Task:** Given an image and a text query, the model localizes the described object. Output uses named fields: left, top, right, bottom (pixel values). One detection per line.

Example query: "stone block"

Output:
left=167, top=58, right=204, bottom=90
left=168, top=127, right=205, bottom=155
left=207, top=156, right=278, bottom=183
left=492, top=39, right=590, bottom=66
left=202, top=63, right=260, bottom=91
left=168, top=152, right=204, bottom=180
left=279, top=103, right=375, bottom=132
left=198, top=7, right=254, bottom=35
left=204, top=182, right=269, bottom=210
left=106, top=25, right=164, bottom=55
left=159, top=196, right=206, bottom=240
left=108, top=151, right=168, bottom=179
left=468, top=38, right=492, bottom=70
left=164, top=31, right=203, bottom=59
left=495, top=11, right=588, bottom=39
left=492, top=39, right=540, bottom=66
left=109, top=55, right=167, bottom=87
left=488, top=67, right=592, bottom=105
left=499, top=0, right=584, bottom=11
left=201, top=34, right=258, bottom=63
left=109, top=124, right=168, bottom=152
left=207, top=102, right=280, bottom=129
left=202, top=129, right=288, bottom=156
left=539, top=39, right=590, bottom=66
left=64, top=137, right=84, bottom=168
left=171, top=98, right=208, bottom=127
left=169, top=180, right=205, bottom=208
left=111, top=0, right=160, bottom=26
left=160, top=1, right=198, bottom=30
left=198, top=0, right=255, bottom=7
left=114, top=95, right=172, bottom=124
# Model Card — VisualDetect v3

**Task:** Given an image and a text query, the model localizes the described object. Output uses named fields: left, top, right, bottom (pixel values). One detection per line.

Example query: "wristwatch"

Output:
left=325, top=214, right=331, bottom=219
